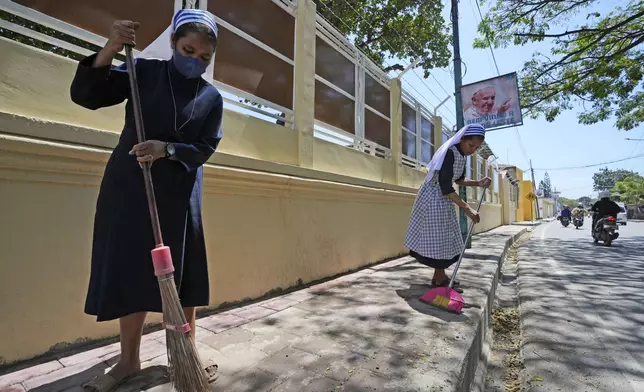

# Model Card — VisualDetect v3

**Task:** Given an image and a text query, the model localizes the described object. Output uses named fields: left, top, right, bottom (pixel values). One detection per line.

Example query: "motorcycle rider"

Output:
left=590, top=190, right=621, bottom=234
left=560, top=205, right=572, bottom=222
left=572, top=203, right=586, bottom=224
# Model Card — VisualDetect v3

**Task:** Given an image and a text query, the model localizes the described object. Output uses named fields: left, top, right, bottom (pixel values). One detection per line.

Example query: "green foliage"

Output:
left=474, top=0, right=644, bottom=130
left=538, top=172, right=553, bottom=198
left=592, top=167, right=638, bottom=190
left=315, top=0, right=451, bottom=75
left=612, top=173, right=644, bottom=204
left=558, top=197, right=578, bottom=207
left=578, top=196, right=593, bottom=205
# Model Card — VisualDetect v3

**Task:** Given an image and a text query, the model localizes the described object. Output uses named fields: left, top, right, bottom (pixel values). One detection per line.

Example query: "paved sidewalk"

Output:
left=0, top=226, right=525, bottom=392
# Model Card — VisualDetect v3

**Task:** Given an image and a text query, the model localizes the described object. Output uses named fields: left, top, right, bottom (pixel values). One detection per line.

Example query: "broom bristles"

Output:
left=431, top=294, right=452, bottom=309
left=158, top=274, right=210, bottom=392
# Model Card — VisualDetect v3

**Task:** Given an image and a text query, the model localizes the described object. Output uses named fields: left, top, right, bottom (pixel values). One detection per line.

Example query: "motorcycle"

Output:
left=573, top=216, right=583, bottom=229
left=592, top=215, right=619, bottom=247
left=561, top=216, right=570, bottom=227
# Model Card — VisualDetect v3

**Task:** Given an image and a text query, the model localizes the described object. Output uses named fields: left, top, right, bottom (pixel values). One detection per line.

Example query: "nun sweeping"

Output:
left=405, top=124, right=490, bottom=292
left=72, top=8, right=222, bottom=391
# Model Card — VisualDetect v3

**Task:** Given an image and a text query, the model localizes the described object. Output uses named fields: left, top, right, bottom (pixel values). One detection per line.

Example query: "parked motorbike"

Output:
left=561, top=216, right=570, bottom=227
left=573, top=216, right=583, bottom=229
left=592, top=215, right=619, bottom=246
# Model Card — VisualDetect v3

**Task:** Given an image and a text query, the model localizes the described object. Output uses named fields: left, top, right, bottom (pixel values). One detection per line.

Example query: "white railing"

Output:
left=0, top=0, right=497, bottom=174
left=0, top=0, right=295, bottom=127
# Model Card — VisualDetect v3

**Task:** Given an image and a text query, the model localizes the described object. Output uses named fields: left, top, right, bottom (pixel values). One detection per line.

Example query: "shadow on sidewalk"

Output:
left=29, top=358, right=169, bottom=392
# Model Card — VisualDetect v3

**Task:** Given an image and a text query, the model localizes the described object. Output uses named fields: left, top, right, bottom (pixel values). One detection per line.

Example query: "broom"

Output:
left=419, top=189, right=487, bottom=314
left=124, top=46, right=210, bottom=392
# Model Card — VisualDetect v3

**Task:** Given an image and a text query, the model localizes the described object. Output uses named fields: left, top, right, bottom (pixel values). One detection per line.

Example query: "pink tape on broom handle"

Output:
left=448, top=189, right=487, bottom=289
left=151, top=246, right=175, bottom=276
left=124, top=45, right=164, bottom=247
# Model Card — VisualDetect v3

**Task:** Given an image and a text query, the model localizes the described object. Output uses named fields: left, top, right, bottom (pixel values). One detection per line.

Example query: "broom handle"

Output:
left=448, top=189, right=487, bottom=289
left=124, top=45, right=164, bottom=247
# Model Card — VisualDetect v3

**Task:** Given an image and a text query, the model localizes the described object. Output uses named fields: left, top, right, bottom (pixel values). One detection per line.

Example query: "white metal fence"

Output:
left=0, top=0, right=497, bottom=177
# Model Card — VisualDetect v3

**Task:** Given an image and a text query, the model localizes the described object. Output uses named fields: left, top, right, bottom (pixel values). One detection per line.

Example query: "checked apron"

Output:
left=405, top=146, right=466, bottom=260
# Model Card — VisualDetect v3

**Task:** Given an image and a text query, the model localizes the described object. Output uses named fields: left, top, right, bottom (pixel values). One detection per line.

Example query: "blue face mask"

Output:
left=172, top=49, right=208, bottom=79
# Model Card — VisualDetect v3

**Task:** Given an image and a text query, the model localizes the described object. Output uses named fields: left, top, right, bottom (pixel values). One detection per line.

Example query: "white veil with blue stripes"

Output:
left=425, top=123, right=486, bottom=180
left=136, top=8, right=218, bottom=84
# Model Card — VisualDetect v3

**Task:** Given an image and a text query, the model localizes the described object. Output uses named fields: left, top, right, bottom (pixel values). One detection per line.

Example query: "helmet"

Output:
left=564, top=204, right=569, bottom=209
left=578, top=203, right=583, bottom=208
left=599, top=190, right=611, bottom=199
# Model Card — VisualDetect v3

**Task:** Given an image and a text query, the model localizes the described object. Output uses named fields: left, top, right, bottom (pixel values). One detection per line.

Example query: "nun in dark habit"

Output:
left=70, top=9, right=222, bottom=391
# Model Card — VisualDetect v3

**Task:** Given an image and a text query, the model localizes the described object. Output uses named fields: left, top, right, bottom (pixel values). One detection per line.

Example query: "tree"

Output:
left=538, top=172, right=553, bottom=198
left=612, top=174, right=644, bottom=204
left=578, top=196, right=593, bottom=206
left=559, top=197, right=577, bottom=207
left=315, top=0, right=451, bottom=75
left=475, top=0, right=644, bottom=130
left=592, top=167, right=637, bottom=191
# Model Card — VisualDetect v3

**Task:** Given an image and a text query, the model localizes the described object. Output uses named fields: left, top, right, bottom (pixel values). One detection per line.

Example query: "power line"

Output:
left=528, top=153, right=644, bottom=171
left=473, top=0, right=531, bottom=166
left=472, top=0, right=500, bottom=75
left=626, top=127, right=644, bottom=171
left=467, top=0, right=496, bottom=73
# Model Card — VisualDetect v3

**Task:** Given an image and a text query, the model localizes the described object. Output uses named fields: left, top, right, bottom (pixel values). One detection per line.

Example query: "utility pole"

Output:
left=451, top=0, right=469, bottom=246
left=530, top=160, right=541, bottom=221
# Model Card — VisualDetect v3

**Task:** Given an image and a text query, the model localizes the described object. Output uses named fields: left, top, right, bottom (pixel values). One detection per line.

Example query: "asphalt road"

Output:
left=518, top=219, right=644, bottom=391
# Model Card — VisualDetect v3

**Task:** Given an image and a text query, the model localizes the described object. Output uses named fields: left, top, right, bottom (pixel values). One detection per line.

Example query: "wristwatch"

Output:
left=164, top=142, right=176, bottom=158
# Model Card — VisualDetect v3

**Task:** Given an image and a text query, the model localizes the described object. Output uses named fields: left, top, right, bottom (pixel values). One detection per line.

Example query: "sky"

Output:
left=396, top=0, right=644, bottom=199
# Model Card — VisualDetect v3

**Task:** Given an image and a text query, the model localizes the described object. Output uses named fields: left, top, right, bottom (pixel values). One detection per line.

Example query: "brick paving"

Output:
left=0, top=226, right=524, bottom=392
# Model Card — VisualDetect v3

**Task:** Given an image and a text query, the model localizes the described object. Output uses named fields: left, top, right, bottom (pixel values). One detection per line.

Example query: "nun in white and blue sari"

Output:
left=405, top=124, right=490, bottom=293
left=72, top=9, right=221, bottom=391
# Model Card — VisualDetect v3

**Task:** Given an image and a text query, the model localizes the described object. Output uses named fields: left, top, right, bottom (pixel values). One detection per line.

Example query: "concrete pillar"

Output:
left=500, top=175, right=511, bottom=225
left=471, top=152, right=478, bottom=201
left=432, top=116, right=443, bottom=151
left=390, top=78, right=403, bottom=185
left=293, top=0, right=316, bottom=168
left=481, top=159, right=488, bottom=202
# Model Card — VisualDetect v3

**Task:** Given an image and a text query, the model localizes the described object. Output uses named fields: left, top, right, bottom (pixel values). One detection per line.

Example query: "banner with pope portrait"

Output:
left=461, top=73, right=524, bottom=131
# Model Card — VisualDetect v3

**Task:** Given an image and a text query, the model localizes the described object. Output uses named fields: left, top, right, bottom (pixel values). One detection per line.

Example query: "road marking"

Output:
left=539, top=220, right=553, bottom=240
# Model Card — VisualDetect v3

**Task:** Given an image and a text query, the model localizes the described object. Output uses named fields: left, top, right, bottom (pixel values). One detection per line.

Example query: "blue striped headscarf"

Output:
left=462, top=123, right=486, bottom=138
left=172, top=9, right=218, bottom=37
left=424, top=124, right=486, bottom=180
left=134, top=8, right=219, bottom=83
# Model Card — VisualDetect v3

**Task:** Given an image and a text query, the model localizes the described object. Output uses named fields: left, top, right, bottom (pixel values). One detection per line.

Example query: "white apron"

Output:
left=405, top=146, right=466, bottom=259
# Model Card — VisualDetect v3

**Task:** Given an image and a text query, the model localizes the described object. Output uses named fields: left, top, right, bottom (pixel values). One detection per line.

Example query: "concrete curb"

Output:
left=465, top=228, right=528, bottom=392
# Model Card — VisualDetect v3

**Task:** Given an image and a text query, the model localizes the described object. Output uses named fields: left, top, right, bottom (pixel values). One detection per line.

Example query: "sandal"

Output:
left=205, top=363, right=219, bottom=383
left=83, top=373, right=133, bottom=392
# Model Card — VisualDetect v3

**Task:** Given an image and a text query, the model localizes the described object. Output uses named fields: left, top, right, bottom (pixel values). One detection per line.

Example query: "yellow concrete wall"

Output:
left=454, top=184, right=503, bottom=235
left=470, top=202, right=503, bottom=234
left=0, top=38, right=125, bottom=132
left=398, top=165, right=427, bottom=189
left=313, top=138, right=388, bottom=183
left=519, top=180, right=536, bottom=221
left=0, top=129, right=416, bottom=363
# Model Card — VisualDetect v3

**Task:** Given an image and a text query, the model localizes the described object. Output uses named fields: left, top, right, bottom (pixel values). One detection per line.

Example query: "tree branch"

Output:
left=383, top=64, right=405, bottom=72
left=533, top=9, right=644, bottom=80
left=515, top=27, right=600, bottom=38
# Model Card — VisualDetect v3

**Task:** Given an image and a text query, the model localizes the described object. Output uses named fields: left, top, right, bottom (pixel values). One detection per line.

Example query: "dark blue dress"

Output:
left=71, top=54, right=223, bottom=321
